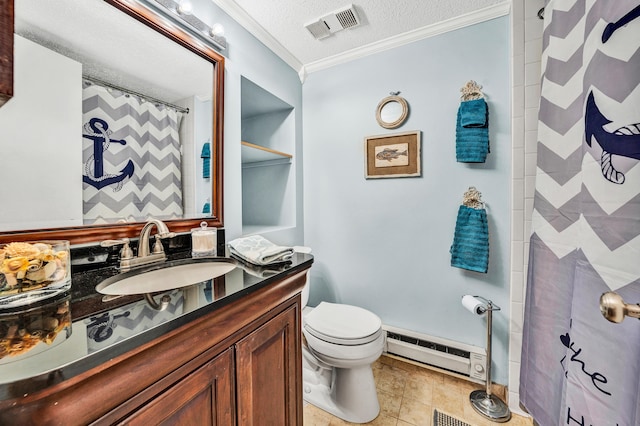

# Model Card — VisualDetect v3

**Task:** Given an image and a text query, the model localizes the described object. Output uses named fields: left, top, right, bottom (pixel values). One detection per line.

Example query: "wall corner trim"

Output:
left=211, top=0, right=304, bottom=73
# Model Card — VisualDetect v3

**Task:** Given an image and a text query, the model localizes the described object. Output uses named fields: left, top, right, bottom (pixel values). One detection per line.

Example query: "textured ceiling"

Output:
left=216, top=0, right=507, bottom=67
left=15, top=0, right=510, bottom=100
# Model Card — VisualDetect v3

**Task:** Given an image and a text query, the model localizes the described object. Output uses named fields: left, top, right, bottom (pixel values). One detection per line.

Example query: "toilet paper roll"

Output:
left=462, top=295, right=485, bottom=315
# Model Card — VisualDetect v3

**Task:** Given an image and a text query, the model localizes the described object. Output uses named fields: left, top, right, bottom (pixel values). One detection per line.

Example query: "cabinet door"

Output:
left=121, top=348, right=235, bottom=426
left=236, top=305, right=301, bottom=426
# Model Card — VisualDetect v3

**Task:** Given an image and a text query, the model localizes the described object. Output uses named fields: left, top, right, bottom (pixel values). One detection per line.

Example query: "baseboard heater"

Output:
left=383, top=324, right=487, bottom=382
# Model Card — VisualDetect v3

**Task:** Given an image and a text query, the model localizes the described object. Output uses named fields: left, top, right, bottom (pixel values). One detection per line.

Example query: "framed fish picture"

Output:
left=364, top=131, right=421, bottom=178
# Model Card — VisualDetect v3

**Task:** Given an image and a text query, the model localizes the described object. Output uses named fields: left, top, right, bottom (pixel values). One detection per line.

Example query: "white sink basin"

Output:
left=96, top=258, right=237, bottom=296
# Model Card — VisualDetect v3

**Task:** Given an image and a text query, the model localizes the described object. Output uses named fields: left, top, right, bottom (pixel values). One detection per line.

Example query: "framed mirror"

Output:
left=376, top=94, right=409, bottom=129
left=0, top=0, right=224, bottom=244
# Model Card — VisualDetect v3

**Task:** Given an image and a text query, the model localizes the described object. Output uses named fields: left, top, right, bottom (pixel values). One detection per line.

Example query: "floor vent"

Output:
left=433, top=410, right=472, bottom=426
left=383, top=325, right=487, bottom=382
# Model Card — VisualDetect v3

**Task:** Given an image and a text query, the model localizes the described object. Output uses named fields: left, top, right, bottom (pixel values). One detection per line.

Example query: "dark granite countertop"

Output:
left=0, top=246, right=313, bottom=401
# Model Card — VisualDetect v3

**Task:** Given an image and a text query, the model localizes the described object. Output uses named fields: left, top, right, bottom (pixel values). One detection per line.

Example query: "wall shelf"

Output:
left=240, top=76, right=295, bottom=235
left=241, top=141, right=292, bottom=166
left=241, top=141, right=293, bottom=164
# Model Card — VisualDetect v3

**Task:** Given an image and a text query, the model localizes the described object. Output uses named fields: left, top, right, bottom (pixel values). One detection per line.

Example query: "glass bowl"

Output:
left=0, top=293, right=72, bottom=363
left=0, top=241, right=71, bottom=308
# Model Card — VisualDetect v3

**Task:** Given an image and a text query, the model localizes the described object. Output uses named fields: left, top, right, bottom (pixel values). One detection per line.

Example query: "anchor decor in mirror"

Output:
left=376, top=92, right=409, bottom=129
left=0, top=0, right=225, bottom=245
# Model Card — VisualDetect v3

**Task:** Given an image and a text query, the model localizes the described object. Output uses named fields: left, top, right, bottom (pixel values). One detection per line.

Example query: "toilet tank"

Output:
left=301, top=271, right=310, bottom=308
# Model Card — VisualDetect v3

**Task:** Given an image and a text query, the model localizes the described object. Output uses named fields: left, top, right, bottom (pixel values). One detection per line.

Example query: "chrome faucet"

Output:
left=101, top=219, right=175, bottom=270
left=138, top=218, right=175, bottom=258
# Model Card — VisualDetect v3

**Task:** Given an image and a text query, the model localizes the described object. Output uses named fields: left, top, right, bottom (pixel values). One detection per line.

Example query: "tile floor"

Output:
left=303, top=355, right=533, bottom=426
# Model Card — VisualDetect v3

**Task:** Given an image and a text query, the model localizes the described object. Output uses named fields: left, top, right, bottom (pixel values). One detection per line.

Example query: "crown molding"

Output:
left=212, top=1, right=510, bottom=81
left=304, top=2, right=511, bottom=75
left=210, top=0, right=303, bottom=72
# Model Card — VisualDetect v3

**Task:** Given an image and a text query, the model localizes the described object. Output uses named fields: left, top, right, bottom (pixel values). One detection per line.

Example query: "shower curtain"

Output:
left=520, top=2, right=640, bottom=425
left=82, top=81, right=184, bottom=224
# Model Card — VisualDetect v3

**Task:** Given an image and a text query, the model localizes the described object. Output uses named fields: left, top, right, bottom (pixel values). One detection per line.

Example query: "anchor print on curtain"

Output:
left=520, top=2, right=640, bottom=425
left=82, top=80, right=184, bottom=224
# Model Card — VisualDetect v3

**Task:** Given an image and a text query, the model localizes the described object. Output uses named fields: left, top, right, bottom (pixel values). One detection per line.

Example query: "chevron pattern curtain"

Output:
left=82, top=81, right=184, bottom=224
left=520, top=2, right=640, bottom=425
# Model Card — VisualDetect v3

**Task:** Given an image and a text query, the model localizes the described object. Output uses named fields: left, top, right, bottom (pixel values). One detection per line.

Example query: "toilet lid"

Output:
left=304, top=302, right=382, bottom=343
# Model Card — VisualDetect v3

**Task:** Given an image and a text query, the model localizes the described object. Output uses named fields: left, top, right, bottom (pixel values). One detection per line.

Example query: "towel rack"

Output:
left=460, top=81, right=485, bottom=101
left=462, top=186, right=484, bottom=209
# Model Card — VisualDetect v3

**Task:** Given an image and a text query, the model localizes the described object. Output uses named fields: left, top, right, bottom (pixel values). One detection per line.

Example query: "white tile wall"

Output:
left=509, top=0, right=544, bottom=417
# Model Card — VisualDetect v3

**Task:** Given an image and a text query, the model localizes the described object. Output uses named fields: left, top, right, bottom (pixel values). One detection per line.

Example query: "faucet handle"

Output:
left=151, top=231, right=175, bottom=254
left=101, top=238, right=134, bottom=259
left=152, top=235, right=166, bottom=254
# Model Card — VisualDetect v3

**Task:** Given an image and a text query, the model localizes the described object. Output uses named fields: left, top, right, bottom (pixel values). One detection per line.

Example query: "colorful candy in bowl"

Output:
left=0, top=241, right=71, bottom=308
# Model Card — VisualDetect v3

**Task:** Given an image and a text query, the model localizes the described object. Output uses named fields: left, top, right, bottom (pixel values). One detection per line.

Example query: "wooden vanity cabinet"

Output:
left=0, top=269, right=307, bottom=426
left=122, top=348, right=235, bottom=425
left=120, top=305, right=299, bottom=426
left=236, top=304, right=299, bottom=424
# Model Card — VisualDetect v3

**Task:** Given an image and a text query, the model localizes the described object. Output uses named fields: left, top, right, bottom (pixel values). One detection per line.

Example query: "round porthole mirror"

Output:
left=376, top=94, right=409, bottom=129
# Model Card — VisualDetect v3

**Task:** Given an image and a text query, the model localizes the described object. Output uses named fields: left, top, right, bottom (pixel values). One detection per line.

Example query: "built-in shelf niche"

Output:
left=240, top=76, right=295, bottom=235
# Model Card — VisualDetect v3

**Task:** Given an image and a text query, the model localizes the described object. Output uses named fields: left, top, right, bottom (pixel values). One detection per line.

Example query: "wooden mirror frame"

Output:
left=0, top=0, right=13, bottom=107
left=0, top=0, right=224, bottom=244
left=376, top=95, right=409, bottom=129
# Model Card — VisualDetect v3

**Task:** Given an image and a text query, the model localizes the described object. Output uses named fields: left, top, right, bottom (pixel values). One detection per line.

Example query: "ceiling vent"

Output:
left=304, top=4, right=361, bottom=40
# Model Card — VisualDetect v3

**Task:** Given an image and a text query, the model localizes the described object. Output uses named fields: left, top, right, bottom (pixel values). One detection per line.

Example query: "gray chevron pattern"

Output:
left=545, top=49, right=582, bottom=85
left=538, top=96, right=584, bottom=135
left=542, top=1, right=585, bottom=49
left=536, top=143, right=583, bottom=185
left=82, top=82, right=184, bottom=224
left=520, top=2, right=640, bottom=425
left=84, top=290, right=184, bottom=352
left=83, top=95, right=181, bottom=130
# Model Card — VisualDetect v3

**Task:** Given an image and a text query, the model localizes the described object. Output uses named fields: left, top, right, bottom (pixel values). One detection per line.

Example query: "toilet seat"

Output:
left=304, top=302, right=382, bottom=345
left=304, top=329, right=385, bottom=364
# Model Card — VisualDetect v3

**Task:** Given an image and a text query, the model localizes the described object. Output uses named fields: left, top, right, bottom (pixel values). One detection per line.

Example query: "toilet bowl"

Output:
left=297, top=252, right=384, bottom=424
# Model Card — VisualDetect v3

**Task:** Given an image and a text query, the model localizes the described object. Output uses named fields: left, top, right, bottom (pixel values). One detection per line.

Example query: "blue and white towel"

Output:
left=456, top=98, right=489, bottom=163
left=450, top=205, right=489, bottom=273
left=228, top=235, right=294, bottom=266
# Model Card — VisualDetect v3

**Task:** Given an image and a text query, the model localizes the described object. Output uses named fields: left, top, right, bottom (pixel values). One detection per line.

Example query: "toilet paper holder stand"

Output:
left=464, top=295, right=511, bottom=423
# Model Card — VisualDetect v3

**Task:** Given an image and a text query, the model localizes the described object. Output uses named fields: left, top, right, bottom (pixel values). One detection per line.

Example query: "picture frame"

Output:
left=364, top=131, right=421, bottom=179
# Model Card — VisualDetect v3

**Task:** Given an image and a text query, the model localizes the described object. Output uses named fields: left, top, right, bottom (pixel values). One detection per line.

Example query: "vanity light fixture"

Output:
left=210, top=23, right=225, bottom=38
left=176, top=0, right=193, bottom=15
left=140, top=0, right=227, bottom=50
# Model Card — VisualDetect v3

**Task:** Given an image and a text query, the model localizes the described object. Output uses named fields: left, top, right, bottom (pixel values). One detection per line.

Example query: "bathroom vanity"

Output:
left=0, top=252, right=313, bottom=425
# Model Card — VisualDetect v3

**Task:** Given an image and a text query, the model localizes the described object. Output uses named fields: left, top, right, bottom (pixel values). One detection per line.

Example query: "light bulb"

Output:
left=176, top=0, right=193, bottom=15
left=210, top=23, right=225, bottom=37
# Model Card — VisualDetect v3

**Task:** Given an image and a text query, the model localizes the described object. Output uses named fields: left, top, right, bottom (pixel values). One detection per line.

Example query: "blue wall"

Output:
left=189, top=2, right=511, bottom=384
left=302, top=17, right=511, bottom=384
left=190, top=0, right=305, bottom=244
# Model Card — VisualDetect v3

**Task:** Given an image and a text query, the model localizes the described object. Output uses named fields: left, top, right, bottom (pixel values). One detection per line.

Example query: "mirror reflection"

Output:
left=0, top=0, right=216, bottom=233
left=380, top=101, right=403, bottom=124
left=376, top=95, right=409, bottom=129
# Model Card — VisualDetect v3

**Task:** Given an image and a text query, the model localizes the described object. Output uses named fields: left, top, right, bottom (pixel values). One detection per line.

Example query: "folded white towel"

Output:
left=228, top=235, right=294, bottom=266
left=236, top=261, right=290, bottom=279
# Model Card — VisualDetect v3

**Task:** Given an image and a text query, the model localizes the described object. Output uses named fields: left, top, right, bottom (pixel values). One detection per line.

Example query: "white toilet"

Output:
left=299, top=257, right=384, bottom=424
